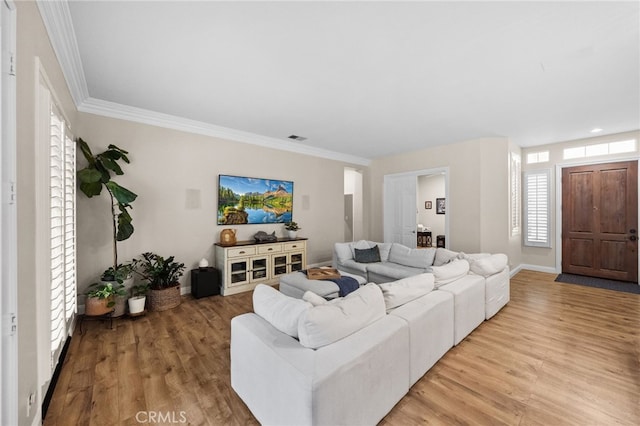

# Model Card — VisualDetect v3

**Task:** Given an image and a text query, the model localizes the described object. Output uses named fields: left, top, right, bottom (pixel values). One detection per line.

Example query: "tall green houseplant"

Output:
left=77, top=138, right=138, bottom=272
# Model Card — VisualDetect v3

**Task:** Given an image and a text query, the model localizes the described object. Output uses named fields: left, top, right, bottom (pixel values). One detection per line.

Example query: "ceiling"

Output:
left=42, top=1, right=640, bottom=164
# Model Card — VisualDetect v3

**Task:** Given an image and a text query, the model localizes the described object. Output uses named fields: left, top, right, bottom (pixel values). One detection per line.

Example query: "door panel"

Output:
left=344, top=194, right=353, bottom=242
left=384, top=175, right=417, bottom=247
left=562, top=161, right=638, bottom=282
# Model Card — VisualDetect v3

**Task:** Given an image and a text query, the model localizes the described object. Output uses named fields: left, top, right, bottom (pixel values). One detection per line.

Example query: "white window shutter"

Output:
left=523, top=169, right=551, bottom=247
left=510, top=153, right=521, bottom=236
left=49, top=107, right=76, bottom=365
left=63, top=132, right=76, bottom=322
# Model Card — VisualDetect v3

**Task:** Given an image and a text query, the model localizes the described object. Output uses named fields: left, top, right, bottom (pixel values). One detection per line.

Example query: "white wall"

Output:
left=75, top=113, right=358, bottom=298
left=417, top=174, right=445, bottom=238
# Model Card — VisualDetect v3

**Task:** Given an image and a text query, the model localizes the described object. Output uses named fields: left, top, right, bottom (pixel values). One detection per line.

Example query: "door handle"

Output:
left=631, top=235, right=638, bottom=241
left=630, top=229, right=637, bottom=234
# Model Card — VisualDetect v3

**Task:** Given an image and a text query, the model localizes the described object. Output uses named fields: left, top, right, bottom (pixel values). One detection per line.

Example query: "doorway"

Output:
left=383, top=168, right=449, bottom=248
left=561, top=160, right=638, bottom=282
left=344, top=168, right=363, bottom=242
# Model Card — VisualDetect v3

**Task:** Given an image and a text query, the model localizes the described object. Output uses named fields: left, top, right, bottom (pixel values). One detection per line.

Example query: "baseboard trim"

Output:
left=515, top=264, right=558, bottom=275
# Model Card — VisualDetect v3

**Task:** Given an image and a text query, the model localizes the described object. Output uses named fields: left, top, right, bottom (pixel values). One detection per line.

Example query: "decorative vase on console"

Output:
left=284, top=221, right=300, bottom=239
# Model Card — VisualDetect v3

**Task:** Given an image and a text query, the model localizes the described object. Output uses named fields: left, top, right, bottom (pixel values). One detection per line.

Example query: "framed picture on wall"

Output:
left=436, top=198, right=446, bottom=214
left=425, top=201, right=432, bottom=209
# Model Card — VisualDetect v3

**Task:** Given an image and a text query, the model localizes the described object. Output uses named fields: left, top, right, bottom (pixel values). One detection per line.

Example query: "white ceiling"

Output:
left=44, top=1, right=640, bottom=164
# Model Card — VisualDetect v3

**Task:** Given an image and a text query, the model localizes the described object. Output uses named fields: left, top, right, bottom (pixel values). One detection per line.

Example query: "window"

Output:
left=510, top=153, right=521, bottom=236
left=526, top=151, right=549, bottom=164
left=36, top=59, right=76, bottom=385
left=49, top=107, right=76, bottom=360
left=524, top=169, right=551, bottom=247
left=563, top=139, right=637, bottom=160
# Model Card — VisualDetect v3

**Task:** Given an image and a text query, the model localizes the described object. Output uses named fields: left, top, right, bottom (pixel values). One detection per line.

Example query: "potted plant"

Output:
left=133, top=252, right=185, bottom=311
left=76, top=138, right=138, bottom=298
left=128, top=283, right=150, bottom=315
left=85, top=282, right=126, bottom=316
left=284, top=221, right=300, bottom=239
left=100, top=263, right=134, bottom=317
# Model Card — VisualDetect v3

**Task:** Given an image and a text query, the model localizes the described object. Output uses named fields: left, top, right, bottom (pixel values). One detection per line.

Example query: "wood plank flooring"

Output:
left=44, top=270, right=640, bottom=425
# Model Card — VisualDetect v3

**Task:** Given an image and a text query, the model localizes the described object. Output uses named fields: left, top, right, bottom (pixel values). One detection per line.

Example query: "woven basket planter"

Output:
left=149, top=284, right=181, bottom=311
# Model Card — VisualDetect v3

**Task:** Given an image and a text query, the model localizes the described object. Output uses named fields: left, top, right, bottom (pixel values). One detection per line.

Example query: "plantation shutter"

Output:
left=63, top=128, right=76, bottom=324
left=49, top=106, right=76, bottom=366
left=523, top=169, right=551, bottom=247
left=510, top=153, right=521, bottom=236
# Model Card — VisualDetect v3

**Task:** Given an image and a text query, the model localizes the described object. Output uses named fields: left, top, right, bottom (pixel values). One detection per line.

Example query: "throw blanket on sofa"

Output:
left=302, top=271, right=360, bottom=297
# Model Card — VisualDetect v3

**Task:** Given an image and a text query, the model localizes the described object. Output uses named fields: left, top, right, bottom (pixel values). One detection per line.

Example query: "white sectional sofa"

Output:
left=334, top=240, right=510, bottom=321
left=231, top=249, right=510, bottom=425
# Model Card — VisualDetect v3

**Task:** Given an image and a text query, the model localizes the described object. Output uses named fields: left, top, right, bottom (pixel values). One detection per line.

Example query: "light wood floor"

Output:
left=44, top=270, right=640, bottom=426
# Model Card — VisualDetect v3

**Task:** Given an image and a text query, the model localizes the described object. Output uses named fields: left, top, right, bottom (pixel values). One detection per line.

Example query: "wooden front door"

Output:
left=562, top=161, right=638, bottom=282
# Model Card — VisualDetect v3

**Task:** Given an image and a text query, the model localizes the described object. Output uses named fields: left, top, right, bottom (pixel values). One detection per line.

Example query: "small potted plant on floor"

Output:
left=284, top=221, right=300, bottom=239
left=85, top=282, right=126, bottom=316
left=133, top=252, right=185, bottom=311
left=128, top=283, right=150, bottom=315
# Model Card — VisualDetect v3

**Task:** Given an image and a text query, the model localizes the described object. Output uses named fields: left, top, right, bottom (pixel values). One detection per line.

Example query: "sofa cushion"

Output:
left=457, top=252, right=491, bottom=261
left=253, top=284, right=311, bottom=338
left=388, top=244, right=436, bottom=268
left=468, top=253, right=508, bottom=277
left=302, top=290, right=328, bottom=306
left=378, top=273, right=435, bottom=311
left=434, top=248, right=459, bottom=266
left=377, top=243, right=393, bottom=262
left=334, top=242, right=354, bottom=263
left=354, top=245, right=381, bottom=263
left=298, top=284, right=386, bottom=349
left=367, top=262, right=429, bottom=282
left=431, top=259, right=470, bottom=288
left=339, top=259, right=369, bottom=275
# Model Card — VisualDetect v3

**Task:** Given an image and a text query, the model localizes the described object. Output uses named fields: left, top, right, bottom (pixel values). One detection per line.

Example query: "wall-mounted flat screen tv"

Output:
left=217, top=175, right=294, bottom=225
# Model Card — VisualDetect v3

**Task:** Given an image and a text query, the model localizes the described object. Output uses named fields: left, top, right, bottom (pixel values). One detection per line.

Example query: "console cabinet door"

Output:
left=227, top=259, right=250, bottom=287
left=250, top=256, right=269, bottom=282
left=272, top=254, right=288, bottom=278
left=289, top=251, right=305, bottom=273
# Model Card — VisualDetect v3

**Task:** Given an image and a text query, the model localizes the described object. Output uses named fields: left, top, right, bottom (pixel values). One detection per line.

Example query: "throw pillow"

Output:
left=350, top=240, right=376, bottom=257
left=468, top=253, right=508, bottom=277
left=431, top=259, right=470, bottom=288
left=302, top=291, right=327, bottom=306
left=433, top=248, right=459, bottom=266
left=253, top=284, right=311, bottom=338
left=378, top=273, right=435, bottom=311
left=298, top=284, right=386, bottom=349
left=354, top=245, right=381, bottom=263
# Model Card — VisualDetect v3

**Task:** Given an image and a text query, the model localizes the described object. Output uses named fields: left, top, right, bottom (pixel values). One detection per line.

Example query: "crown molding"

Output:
left=79, top=98, right=371, bottom=166
left=36, top=0, right=89, bottom=106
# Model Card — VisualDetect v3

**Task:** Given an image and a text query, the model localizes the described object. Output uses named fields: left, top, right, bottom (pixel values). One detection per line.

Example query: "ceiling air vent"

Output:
left=288, top=135, right=307, bottom=142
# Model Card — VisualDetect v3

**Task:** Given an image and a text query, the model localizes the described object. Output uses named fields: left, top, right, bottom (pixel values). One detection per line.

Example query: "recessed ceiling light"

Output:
left=590, top=128, right=603, bottom=133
